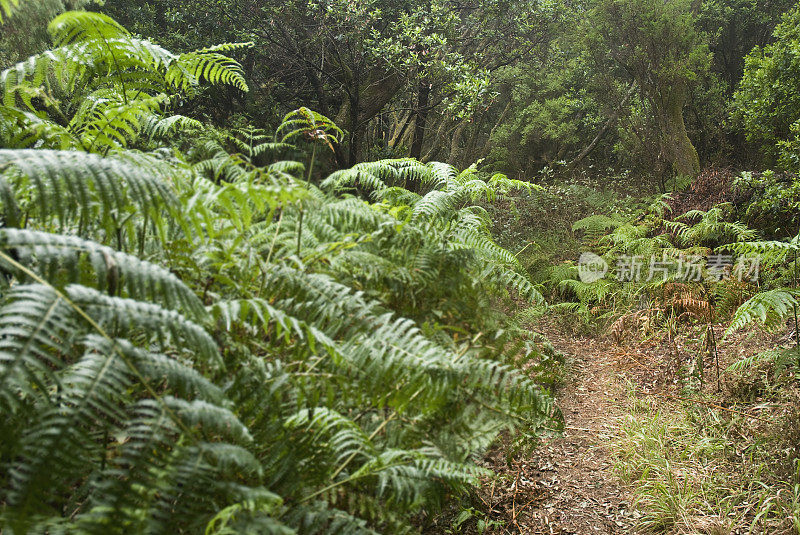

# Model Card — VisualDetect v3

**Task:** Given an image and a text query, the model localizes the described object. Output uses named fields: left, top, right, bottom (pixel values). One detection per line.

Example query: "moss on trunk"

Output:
left=657, top=87, right=700, bottom=178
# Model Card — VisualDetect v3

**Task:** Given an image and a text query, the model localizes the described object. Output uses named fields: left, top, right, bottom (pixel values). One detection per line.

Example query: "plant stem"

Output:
left=795, top=250, right=800, bottom=367
left=295, top=143, right=318, bottom=257
left=709, top=322, right=720, bottom=392
left=295, top=209, right=303, bottom=257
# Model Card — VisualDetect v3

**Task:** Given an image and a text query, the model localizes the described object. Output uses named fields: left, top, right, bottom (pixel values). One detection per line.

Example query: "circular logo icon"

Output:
left=578, top=252, right=609, bottom=283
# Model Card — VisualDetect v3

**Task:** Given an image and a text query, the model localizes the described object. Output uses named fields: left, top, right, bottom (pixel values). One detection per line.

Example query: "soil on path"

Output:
left=479, top=329, right=639, bottom=534
left=469, top=320, right=784, bottom=535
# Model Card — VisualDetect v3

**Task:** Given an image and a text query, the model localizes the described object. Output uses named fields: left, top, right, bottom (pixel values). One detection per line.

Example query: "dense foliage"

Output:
left=78, top=0, right=797, bottom=187
left=0, top=10, right=557, bottom=534
left=734, top=3, right=800, bottom=170
left=6, top=0, right=800, bottom=532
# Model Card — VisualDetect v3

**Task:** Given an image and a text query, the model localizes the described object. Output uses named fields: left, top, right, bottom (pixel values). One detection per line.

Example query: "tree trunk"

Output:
left=410, top=80, right=430, bottom=160
left=464, top=110, right=487, bottom=166
left=335, top=72, right=404, bottom=167
left=482, top=100, right=512, bottom=155
left=656, top=87, right=700, bottom=179
left=569, top=84, right=636, bottom=168
left=448, top=122, right=466, bottom=166
left=390, top=111, right=413, bottom=149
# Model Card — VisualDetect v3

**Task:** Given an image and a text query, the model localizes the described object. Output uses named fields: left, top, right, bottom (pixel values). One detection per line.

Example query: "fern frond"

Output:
left=726, top=289, right=800, bottom=334
left=140, top=113, right=204, bottom=139
left=70, top=90, right=169, bottom=151
left=278, top=107, right=342, bottom=146
left=0, top=284, right=76, bottom=411
left=646, top=193, right=672, bottom=218
left=0, top=106, right=79, bottom=149
left=483, top=264, right=544, bottom=303
left=725, top=235, right=798, bottom=266
left=411, top=189, right=453, bottom=221
left=72, top=398, right=260, bottom=534
left=65, top=284, right=220, bottom=367
left=668, top=206, right=758, bottom=247
left=727, top=347, right=800, bottom=377
left=48, top=11, right=130, bottom=46
left=92, top=335, right=224, bottom=402
left=168, top=44, right=252, bottom=92
left=0, top=229, right=206, bottom=319
left=0, top=148, right=178, bottom=228
left=7, top=342, right=135, bottom=514
left=559, top=277, right=615, bottom=304
left=322, top=165, right=392, bottom=195
left=286, top=408, right=373, bottom=466
left=572, top=214, right=625, bottom=243
left=282, top=501, right=376, bottom=535
left=209, top=298, right=337, bottom=354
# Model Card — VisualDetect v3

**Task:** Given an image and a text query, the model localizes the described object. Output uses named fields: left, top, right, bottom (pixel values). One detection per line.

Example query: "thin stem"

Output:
left=307, top=142, right=317, bottom=186
left=795, top=250, right=800, bottom=367
left=295, top=209, right=304, bottom=257
left=300, top=459, right=412, bottom=503
left=94, top=20, right=129, bottom=105
left=295, top=143, right=317, bottom=257
left=264, top=210, right=284, bottom=266
left=139, top=211, right=149, bottom=258
left=710, top=322, right=720, bottom=392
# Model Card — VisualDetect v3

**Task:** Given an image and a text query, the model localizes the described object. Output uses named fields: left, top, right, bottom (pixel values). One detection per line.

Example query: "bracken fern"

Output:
left=0, top=10, right=556, bottom=534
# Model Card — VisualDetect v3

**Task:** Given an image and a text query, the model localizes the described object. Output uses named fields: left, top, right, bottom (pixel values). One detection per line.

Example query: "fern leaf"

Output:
left=0, top=106, right=79, bottom=149
left=572, top=214, right=625, bottom=243
left=65, top=284, right=221, bottom=368
left=726, top=289, right=800, bottom=334
left=0, top=229, right=206, bottom=320
left=48, top=11, right=130, bottom=46
left=169, top=45, right=252, bottom=92
left=0, top=284, right=76, bottom=412
left=286, top=408, right=373, bottom=467
left=0, top=148, right=178, bottom=228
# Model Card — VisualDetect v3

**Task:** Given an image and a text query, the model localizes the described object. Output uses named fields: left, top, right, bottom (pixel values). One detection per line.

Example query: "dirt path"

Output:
left=480, top=329, right=639, bottom=534
left=469, top=318, right=788, bottom=535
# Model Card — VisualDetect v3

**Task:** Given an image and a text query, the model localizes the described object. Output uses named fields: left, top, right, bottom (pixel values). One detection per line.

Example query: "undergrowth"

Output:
left=0, top=9, right=560, bottom=534
left=509, top=167, right=800, bottom=534
left=614, top=383, right=800, bottom=534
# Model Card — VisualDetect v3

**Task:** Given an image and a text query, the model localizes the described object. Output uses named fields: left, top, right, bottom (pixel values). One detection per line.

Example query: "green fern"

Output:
left=726, top=289, right=800, bottom=334
left=0, top=11, right=558, bottom=532
left=572, top=214, right=625, bottom=244
left=0, top=149, right=179, bottom=237
left=0, top=0, right=21, bottom=22
left=666, top=205, right=758, bottom=248
left=727, top=347, right=800, bottom=377
left=1, top=11, right=250, bottom=153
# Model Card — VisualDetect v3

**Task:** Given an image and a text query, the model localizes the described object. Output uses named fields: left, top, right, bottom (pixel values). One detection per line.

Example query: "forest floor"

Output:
left=475, top=320, right=793, bottom=535
left=478, top=325, right=637, bottom=534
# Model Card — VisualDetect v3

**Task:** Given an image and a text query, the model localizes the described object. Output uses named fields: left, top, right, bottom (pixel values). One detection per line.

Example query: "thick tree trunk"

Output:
left=410, top=80, right=430, bottom=160
left=390, top=111, right=413, bottom=149
left=422, top=115, right=450, bottom=162
left=656, top=87, right=700, bottom=178
left=482, top=100, right=512, bottom=155
left=448, top=122, right=466, bottom=166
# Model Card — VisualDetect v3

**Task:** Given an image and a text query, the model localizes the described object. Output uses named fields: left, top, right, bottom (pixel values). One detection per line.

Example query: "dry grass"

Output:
left=611, top=379, right=800, bottom=534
